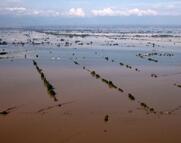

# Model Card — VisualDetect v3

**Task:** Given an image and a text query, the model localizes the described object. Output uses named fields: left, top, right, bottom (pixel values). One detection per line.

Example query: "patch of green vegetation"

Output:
left=74, top=61, right=79, bottom=65
left=118, top=88, right=124, bottom=92
left=91, top=71, right=96, bottom=76
left=148, top=58, right=158, bottom=63
left=149, top=108, right=155, bottom=113
left=102, top=78, right=109, bottom=84
left=128, top=93, right=135, bottom=101
left=0, top=52, right=8, bottom=55
left=174, top=83, right=181, bottom=88
left=105, top=57, right=109, bottom=61
left=33, top=60, right=58, bottom=102
left=151, top=74, right=158, bottom=78
left=104, top=114, right=109, bottom=122
left=119, top=62, right=124, bottom=66
left=126, top=65, right=132, bottom=69
left=140, top=102, right=148, bottom=108
left=108, top=81, right=117, bottom=89
left=95, top=74, right=100, bottom=79
left=0, top=41, right=8, bottom=45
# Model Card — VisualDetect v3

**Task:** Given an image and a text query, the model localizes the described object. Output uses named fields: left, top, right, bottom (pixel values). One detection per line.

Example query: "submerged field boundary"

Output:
left=33, top=60, right=58, bottom=102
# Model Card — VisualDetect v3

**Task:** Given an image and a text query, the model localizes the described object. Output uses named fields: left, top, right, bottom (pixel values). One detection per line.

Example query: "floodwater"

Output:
left=0, top=27, right=181, bottom=143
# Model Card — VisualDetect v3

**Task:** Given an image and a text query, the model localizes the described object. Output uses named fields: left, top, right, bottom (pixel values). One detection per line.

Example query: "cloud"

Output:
left=0, top=7, right=86, bottom=17
left=0, top=7, right=61, bottom=17
left=128, top=8, right=157, bottom=16
left=0, top=7, right=27, bottom=15
left=5, top=7, right=26, bottom=12
left=91, top=8, right=158, bottom=16
left=31, top=8, right=86, bottom=17
left=0, top=6, right=181, bottom=17
left=92, top=8, right=118, bottom=16
left=1, top=0, right=181, bottom=17
left=30, top=10, right=61, bottom=17
left=67, top=8, right=85, bottom=17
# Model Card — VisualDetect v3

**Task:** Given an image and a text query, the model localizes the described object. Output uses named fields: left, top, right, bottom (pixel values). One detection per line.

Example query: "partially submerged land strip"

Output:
left=0, top=51, right=13, bottom=60
left=33, top=60, right=58, bottom=102
left=0, top=107, right=17, bottom=116
left=164, top=105, right=181, bottom=115
left=136, top=51, right=174, bottom=63
left=137, top=54, right=158, bottom=63
left=0, top=52, right=8, bottom=55
left=37, top=101, right=74, bottom=114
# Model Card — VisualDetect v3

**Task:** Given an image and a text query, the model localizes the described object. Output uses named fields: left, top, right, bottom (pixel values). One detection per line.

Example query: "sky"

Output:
left=0, top=0, right=181, bottom=26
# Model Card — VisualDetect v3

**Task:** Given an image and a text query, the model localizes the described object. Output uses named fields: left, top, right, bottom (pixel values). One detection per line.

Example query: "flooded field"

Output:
left=0, top=26, right=181, bottom=143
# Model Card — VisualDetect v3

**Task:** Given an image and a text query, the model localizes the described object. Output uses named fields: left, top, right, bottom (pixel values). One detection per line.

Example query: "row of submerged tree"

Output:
left=94, top=51, right=158, bottom=79
left=137, top=53, right=158, bottom=63
left=71, top=52, right=180, bottom=115
left=104, top=56, right=160, bottom=78
left=89, top=69, right=157, bottom=114
left=136, top=51, right=174, bottom=63
left=33, top=60, right=58, bottom=102
left=72, top=60, right=157, bottom=114
left=104, top=56, right=141, bottom=72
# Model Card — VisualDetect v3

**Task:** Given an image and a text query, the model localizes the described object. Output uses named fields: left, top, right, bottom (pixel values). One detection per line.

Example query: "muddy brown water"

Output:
left=0, top=48, right=181, bottom=143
